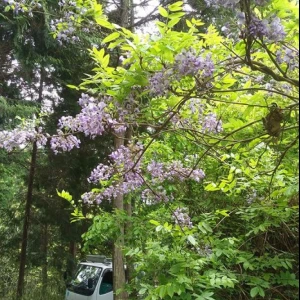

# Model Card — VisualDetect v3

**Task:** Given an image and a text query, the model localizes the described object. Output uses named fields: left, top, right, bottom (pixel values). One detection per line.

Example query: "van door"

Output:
left=65, top=264, right=102, bottom=300
left=96, top=269, right=113, bottom=300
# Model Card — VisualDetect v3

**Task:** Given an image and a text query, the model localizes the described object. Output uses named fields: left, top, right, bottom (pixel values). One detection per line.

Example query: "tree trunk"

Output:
left=124, top=127, right=134, bottom=289
left=16, top=141, right=38, bottom=299
left=112, top=1, right=132, bottom=297
left=66, top=241, right=77, bottom=279
left=16, top=66, right=43, bottom=299
left=113, top=133, right=128, bottom=300
left=41, top=223, right=48, bottom=294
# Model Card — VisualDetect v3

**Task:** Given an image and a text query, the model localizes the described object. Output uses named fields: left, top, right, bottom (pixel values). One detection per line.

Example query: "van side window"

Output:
left=99, top=270, right=113, bottom=295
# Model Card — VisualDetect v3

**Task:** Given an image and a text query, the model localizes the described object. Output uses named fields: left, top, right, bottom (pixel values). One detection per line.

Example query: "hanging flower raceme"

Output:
left=174, top=50, right=215, bottom=78
left=82, top=142, right=206, bottom=205
left=58, top=93, right=127, bottom=139
left=148, top=69, right=173, bottom=96
left=201, top=113, right=223, bottom=134
left=49, top=0, right=94, bottom=45
left=172, top=207, right=193, bottom=228
left=245, top=15, right=286, bottom=42
left=50, top=131, right=81, bottom=154
left=147, top=160, right=205, bottom=183
left=82, top=143, right=145, bottom=204
left=0, top=122, right=48, bottom=151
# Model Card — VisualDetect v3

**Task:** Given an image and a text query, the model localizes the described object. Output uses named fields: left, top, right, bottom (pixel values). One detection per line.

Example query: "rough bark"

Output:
left=113, top=132, right=128, bottom=300
left=41, top=224, right=48, bottom=294
left=112, top=0, right=132, bottom=297
left=16, top=66, right=43, bottom=299
left=16, top=141, right=38, bottom=299
left=124, top=127, right=134, bottom=289
left=65, top=241, right=77, bottom=280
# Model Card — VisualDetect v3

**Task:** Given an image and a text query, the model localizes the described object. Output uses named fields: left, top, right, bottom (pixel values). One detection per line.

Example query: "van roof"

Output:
left=80, top=255, right=112, bottom=268
left=80, top=261, right=112, bottom=268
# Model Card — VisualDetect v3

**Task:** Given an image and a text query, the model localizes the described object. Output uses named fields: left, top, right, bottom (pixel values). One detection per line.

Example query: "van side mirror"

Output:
left=87, top=278, right=94, bottom=289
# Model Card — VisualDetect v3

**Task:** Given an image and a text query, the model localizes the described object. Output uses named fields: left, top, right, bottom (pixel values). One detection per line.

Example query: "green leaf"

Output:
left=250, top=287, right=259, bottom=298
left=102, top=54, right=110, bottom=68
left=168, top=1, right=183, bottom=11
left=258, top=287, right=265, bottom=297
left=202, top=222, right=213, bottom=233
left=149, top=220, right=160, bottom=226
left=186, top=19, right=193, bottom=28
left=66, top=84, right=79, bottom=90
left=102, top=32, right=120, bottom=43
left=167, top=285, right=175, bottom=297
left=205, top=183, right=220, bottom=191
left=57, top=189, right=72, bottom=201
left=138, top=288, right=147, bottom=295
left=168, top=12, right=185, bottom=19
left=215, top=209, right=229, bottom=217
left=167, top=18, right=181, bottom=28
left=158, top=285, right=167, bottom=298
left=158, top=6, right=168, bottom=17
left=187, top=235, right=197, bottom=245
left=95, top=17, right=114, bottom=29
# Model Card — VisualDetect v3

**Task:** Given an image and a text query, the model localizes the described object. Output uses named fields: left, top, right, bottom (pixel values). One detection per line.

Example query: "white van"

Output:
left=65, top=255, right=113, bottom=300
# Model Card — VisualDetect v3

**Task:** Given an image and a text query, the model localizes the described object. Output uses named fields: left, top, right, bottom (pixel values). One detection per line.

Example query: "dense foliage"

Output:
left=0, top=0, right=298, bottom=299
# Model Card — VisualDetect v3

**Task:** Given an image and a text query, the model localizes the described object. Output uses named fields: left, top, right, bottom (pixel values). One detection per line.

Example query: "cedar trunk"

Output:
left=16, top=141, right=38, bottom=298
left=113, top=133, right=128, bottom=300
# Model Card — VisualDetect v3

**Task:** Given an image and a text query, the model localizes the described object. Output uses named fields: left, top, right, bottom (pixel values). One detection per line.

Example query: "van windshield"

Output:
left=68, top=264, right=102, bottom=296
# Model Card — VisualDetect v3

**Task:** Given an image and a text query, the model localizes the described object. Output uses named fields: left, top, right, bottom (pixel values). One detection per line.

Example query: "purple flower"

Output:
left=201, top=113, right=223, bottom=134
left=249, top=17, right=269, bottom=39
left=141, top=187, right=171, bottom=204
left=0, top=123, right=48, bottom=151
left=268, top=17, right=286, bottom=42
left=149, top=69, right=172, bottom=96
left=50, top=131, right=81, bottom=154
left=246, top=189, right=257, bottom=204
left=248, top=16, right=286, bottom=42
left=173, top=207, right=193, bottom=228
left=88, top=164, right=113, bottom=184
left=174, top=50, right=214, bottom=78
left=147, top=160, right=205, bottom=183
left=147, top=161, right=165, bottom=180
left=276, top=47, right=299, bottom=70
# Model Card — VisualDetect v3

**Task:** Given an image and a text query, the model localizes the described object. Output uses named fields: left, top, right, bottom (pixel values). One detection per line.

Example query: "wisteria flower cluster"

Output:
left=168, top=99, right=223, bottom=134
left=50, top=17, right=80, bottom=45
left=82, top=142, right=206, bottom=205
left=149, top=69, right=173, bottom=96
left=147, top=160, right=205, bottom=183
left=0, top=123, right=48, bottom=151
left=0, top=128, right=35, bottom=151
left=3, top=0, right=41, bottom=16
left=149, top=51, right=214, bottom=96
left=174, top=50, right=215, bottom=78
left=205, top=0, right=269, bottom=9
left=276, top=47, right=299, bottom=71
left=141, top=188, right=171, bottom=204
left=201, top=112, right=223, bottom=134
left=196, top=244, right=213, bottom=256
left=254, top=0, right=269, bottom=5
left=247, top=16, right=286, bottom=42
left=113, top=93, right=141, bottom=125
left=58, top=93, right=127, bottom=139
left=50, top=131, right=81, bottom=154
left=82, top=143, right=144, bottom=204
left=50, top=0, right=91, bottom=45
left=172, top=207, right=193, bottom=228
